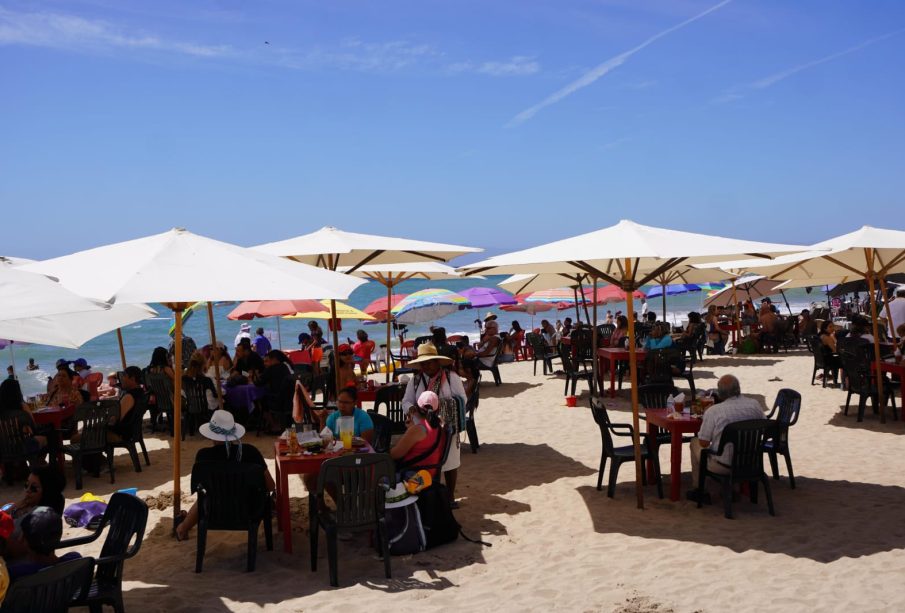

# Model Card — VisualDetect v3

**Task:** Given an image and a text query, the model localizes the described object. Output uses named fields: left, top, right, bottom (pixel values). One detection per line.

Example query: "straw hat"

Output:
left=483, top=312, right=498, bottom=322
left=200, top=409, right=246, bottom=442
left=406, top=343, right=452, bottom=366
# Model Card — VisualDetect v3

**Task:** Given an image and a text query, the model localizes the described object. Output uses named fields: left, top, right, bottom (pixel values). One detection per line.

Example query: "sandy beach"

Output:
left=5, top=349, right=905, bottom=612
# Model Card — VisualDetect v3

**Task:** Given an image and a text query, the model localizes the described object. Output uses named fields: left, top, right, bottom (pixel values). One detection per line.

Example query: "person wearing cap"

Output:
left=401, top=343, right=467, bottom=505
left=481, top=312, right=497, bottom=334
left=293, top=333, right=323, bottom=375
left=175, top=410, right=274, bottom=541
left=6, top=506, right=82, bottom=582
left=234, top=323, right=252, bottom=349
left=391, top=390, right=443, bottom=475
left=253, top=327, right=272, bottom=358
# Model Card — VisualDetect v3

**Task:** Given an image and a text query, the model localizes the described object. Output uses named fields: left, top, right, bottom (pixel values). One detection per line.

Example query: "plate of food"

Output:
left=351, top=437, right=367, bottom=448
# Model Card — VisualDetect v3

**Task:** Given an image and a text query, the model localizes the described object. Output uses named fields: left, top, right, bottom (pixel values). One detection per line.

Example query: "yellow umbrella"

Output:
left=284, top=300, right=375, bottom=321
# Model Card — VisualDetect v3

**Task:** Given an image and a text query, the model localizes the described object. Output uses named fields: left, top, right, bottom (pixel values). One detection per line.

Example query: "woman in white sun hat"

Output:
left=174, top=410, right=275, bottom=541
left=401, top=343, right=467, bottom=508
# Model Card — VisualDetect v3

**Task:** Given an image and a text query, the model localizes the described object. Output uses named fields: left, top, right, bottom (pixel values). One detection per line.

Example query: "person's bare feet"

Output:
left=174, top=511, right=188, bottom=541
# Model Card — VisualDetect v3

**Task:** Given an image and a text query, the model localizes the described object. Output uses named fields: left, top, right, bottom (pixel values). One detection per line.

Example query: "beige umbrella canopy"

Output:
left=24, top=228, right=365, bottom=519
left=255, top=230, right=482, bottom=388
left=462, top=219, right=811, bottom=508
left=698, top=225, right=905, bottom=423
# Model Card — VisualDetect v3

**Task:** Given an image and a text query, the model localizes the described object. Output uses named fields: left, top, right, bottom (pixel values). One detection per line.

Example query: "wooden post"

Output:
left=116, top=328, right=127, bottom=370
left=879, top=276, right=896, bottom=343
left=573, top=287, right=582, bottom=323
left=330, top=299, right=342, bottom=397
left=206, top=302, right=224, bottom=410
left=172, top=306, right=185, bottom=521
left=731, top=282, right=739, bottom=348
left=624, top=258, right=644, bottom=510
left=864, top=249, right=887, bottom=423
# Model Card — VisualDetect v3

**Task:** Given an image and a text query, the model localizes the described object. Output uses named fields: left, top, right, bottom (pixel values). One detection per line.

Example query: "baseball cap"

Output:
left=417, top=390, right=439, bottom=412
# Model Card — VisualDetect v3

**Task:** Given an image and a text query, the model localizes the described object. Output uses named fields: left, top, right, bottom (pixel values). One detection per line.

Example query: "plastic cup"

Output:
left=565, top=396, right=577, bottom=407
left=338, top=416, right=354, bottom=449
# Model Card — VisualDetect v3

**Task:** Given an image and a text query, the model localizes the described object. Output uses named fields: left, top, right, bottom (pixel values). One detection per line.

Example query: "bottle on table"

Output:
left=288, top=424, right=300, bottom=454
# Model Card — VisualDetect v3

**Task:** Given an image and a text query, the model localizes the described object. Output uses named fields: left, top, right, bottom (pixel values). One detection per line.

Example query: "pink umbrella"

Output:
left=363, top=294, right=409, bottom=323
left=227, top=300, right=329, bottom=320
left=584, top=285, right=646, bottom=305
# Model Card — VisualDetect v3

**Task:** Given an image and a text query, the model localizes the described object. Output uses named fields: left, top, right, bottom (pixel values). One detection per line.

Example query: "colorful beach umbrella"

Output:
left=284, top=300, right=375, bottom=321
left=363, top=294, right=409, bottom=322
left=391, top=288, right=471, bottom=325
left=584, top=285, right=646, bottom=305
left=458, top=287, right=516, bottom=309
left=227, top=300, right=329, bottom=320
left=523, top=288, right=577, bottom=304
left=645, top=284, right=701, bottom=298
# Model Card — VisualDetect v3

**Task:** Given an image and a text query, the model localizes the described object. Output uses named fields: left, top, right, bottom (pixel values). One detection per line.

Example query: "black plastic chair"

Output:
left=190, top=461, right=273, bottom=572
left=182, top=377, right=211, bottom=439
left=144, top=370, right=174, bottom=433
left=108, top=400, right=150, bottom=474
left=367, top=411, right=393, bottom=453
left=526, top=332, right=557, bottom=375
left=644, top=347, right=695, bottom=399
left=465, top=375, right=482, bottom=453
left=1, top=556, right=95, bottom=613
left=373, top=384, right=406, bottom=435
left=558, top=343, right=595, bottom=396
left=60, top=492, right=149, bottom=613
left=807, top=335, right=838, bottom=387
left=697, top=419, right=776, bottom=519
left=570, top=328, right=595, bottom=368
left=764, top=389, right=802, bottom=488
left=0, top=415, right=45, bottom=482
left=309, top=453, right=394, bottom=587
left=590, top=397, right=662, bottom=499
left=62, top=403, right=114, bottom=490
left=839, top=345, right=897, bottom=422
left=596, top=324, right=615, bottom=347
left=475, top=342, right=503, bottom=386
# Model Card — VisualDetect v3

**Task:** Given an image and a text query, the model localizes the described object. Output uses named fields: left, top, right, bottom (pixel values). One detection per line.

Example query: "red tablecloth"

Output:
left=273, top=439, right=373, bottom=553
left=32, top=406, right=75, bottom=471
left=596, top=347, right=647, bottom=398
left=645, top=409, right=703, bottom=502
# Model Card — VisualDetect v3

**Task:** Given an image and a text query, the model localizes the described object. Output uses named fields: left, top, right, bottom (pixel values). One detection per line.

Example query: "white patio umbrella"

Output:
left=0, top=303, right=157, bottom=349
left=341, top=262, right=466, bottom=381
left=0, top=261, right=111, bottom=322
left=698, top=225, right=905, bottom=422
left=23, top=228, right=366, bottom=520
left=255, top=228, right=482, bottom=389
left=462, top=219, right=811, bottom=508
left=703, top=276, right=785, bottom=308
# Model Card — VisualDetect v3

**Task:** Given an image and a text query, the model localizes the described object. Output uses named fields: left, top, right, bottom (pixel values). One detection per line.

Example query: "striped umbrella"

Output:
left=523, top=288, right=577, bottom=303
left=391, top=288, right=471, bottom=325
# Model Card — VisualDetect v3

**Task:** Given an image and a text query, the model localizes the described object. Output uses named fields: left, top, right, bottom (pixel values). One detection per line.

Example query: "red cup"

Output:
left=565, top=395, right=577, bottom=407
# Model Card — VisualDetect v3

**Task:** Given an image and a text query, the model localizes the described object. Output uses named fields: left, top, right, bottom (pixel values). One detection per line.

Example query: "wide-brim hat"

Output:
left=483, top=311, right=498, bottom=322
left=199, top=409, right=246, bottom=442
left=384, top=483, right=416, bottom=509
left=407, top=343, right=452, bottom=366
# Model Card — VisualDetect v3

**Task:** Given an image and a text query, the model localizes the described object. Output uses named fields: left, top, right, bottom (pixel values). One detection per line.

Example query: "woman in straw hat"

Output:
left=401, top=343, right=467, bottom=507
left=174, top=410, right=274, bottom=541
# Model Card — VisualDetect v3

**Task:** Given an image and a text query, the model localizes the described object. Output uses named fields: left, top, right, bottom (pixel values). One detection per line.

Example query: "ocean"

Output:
left=6, top=276, right=823, bottom=398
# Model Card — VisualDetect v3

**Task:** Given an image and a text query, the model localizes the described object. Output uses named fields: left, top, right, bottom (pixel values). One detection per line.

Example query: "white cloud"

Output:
left=714, top=28, right=905, bottom=104
left=277, top=38, right=438, bottom=73
left=0, top=7, right=232, bottom=58
left=450, top=55, right=540, bottom=77
left=507, top=0, right=732, bottom=126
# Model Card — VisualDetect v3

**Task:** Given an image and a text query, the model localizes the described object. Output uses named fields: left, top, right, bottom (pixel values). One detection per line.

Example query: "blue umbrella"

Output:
left=645, top=284, right=701, bottom=298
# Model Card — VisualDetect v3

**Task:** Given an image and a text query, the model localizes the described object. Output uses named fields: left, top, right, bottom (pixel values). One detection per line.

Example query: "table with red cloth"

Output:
left=645, top=409, right=703, bottom=502
left=273, top=439, right=374, bottom=553
left=32, top=405, right=76, bottom=470
left=876, top=359, right=905, bottom=406
left=596, top=347, right=647, bottom=398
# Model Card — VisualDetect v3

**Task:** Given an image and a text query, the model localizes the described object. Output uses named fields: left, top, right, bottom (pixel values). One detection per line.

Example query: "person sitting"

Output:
left=645, top=311, right=657, bottom=325
left=320, top=386, right=374, bottom=443
left=330, top=345, right=358, bottom=399
left=540, top=320, right=560, bottom=349
left=0, top=380, right=49, bottom=462
left=253, top=327, right=272, bottom=358
left=705, top=305, right=727, bottom=354
left=476, top=320, right=502, bottom=368
left=5, top=507, right=81, bottom=582
left=643, top=323, right=674, bottom=350
left=681, top=312, right=703, bottom=341
left=756, top=302, right=779, bottom=350
left=107, top=366, right=146, bottom=443
left=817, top=321, right=843, bottom=380
left=255, top=350, right=294, bottom=431
left=611, top=315, right=629, bottom=348
left=605, top=310, right=614, bottom=325
left=390, top=391, right=443, bottom=478
left=147, top=346, right=175, bottom=382
left=687, top=374, right=765, bottom=503
left=204, top=342, right=232, bottom=388
left=740, top=300, right=758, bottom=327
left=174, top=410, right=275, bottom=541
left=799, top=309, right=817, bottom=339
left=168, top=333, right=198, bottom=370
left=561, top=317, right=574, bottom=338
left=230, top=338, right=265, bottom=385
left=849, top=315, right=875, bottom=343
left=3, top=466, right=65, bottom=522
left=25, top=359, right=37, bottom=372
left=502, top=320, right=524, bottom=361
left=349, top=329, right=375, bottom=375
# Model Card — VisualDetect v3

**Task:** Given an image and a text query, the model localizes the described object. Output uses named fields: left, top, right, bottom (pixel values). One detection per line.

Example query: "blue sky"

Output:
left=2, top=0, right=903, bottom=262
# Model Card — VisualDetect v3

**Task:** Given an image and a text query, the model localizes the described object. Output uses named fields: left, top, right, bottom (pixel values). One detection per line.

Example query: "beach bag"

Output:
left=385, top=499, right=426, bottom=556
left=63, top=495, right=107, bottom=530
left=415, top=484, right=459, bottom=549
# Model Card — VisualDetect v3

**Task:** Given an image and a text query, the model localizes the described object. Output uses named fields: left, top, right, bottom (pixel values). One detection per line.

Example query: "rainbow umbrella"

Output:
left=523, top=288, right=577, bottom=303
left=391, top=289, right=471, bottom=325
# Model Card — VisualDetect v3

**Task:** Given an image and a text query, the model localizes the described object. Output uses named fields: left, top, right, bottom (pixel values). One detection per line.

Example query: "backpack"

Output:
left=385, top=498, right=426, bottom=555
left=415, top=484, right=460, bottom=549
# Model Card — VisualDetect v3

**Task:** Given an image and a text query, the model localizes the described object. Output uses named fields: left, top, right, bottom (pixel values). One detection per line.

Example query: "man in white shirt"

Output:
left=886, top=288, right=905, bottom=339
left=688, top=374, right=764, bottom=502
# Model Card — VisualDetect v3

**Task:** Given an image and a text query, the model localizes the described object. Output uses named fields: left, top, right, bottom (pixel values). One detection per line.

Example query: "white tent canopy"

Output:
left=0, top=303, right=157, bottom=349
left=0, top=262, right=110, bottom=322
left=254, top=226, right=482, bottom=270
left=23, top=228, right=365, bottom=304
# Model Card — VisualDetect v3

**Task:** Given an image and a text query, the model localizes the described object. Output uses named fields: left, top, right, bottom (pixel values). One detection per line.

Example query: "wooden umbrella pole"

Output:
left=330, top=299, right=342, bottom=397
left=624, top=259, right=644, bottom=510
left=864, top=249, right=886, bottom=423
left=580, top=284, right=591, bottom=324
left=172, top=307, right=185, bottom=522
left=116, top=328, right=127, bottom=370
left=731, top=282, right=739, bottom=348
left=386, top=281, right=393, bottom=383
left=206, top=302, right=224, bottom=410
left=573, top=287, right=581, bottom=323
left=591, top=277, right=599, bottom=395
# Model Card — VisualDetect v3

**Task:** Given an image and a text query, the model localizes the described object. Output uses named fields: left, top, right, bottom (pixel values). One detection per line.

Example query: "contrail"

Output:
left=751, top=28, right=905, bottom=89
left=506, top=0, right=732, bottom=126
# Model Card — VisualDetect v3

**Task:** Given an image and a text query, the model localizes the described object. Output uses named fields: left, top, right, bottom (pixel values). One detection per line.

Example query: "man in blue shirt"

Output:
left=253, top=327, right=272, bottom=357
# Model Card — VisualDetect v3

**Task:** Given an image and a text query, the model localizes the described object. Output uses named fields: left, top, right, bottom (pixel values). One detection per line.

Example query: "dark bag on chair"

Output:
left=415, top=484, right=459, bottom=549
left=385, top=500, right=426, bottom=555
